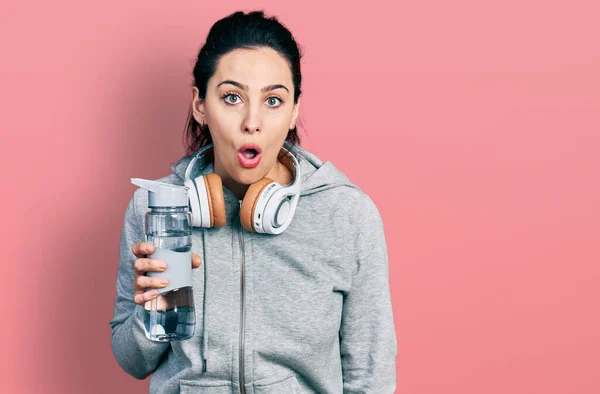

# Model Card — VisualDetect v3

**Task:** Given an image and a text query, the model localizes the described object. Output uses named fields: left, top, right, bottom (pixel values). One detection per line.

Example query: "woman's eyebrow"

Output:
left=217, top=80, right=289, bottom=93
left=261, top=84, right=289, bottom=93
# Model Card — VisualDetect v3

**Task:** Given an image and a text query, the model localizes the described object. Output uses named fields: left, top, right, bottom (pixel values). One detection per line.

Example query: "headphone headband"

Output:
left=186, top=143, right=301, bottom=191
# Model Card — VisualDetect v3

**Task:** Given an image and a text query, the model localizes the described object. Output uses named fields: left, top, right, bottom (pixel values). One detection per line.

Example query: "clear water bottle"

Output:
left=131, top=178, right=196, bottom=341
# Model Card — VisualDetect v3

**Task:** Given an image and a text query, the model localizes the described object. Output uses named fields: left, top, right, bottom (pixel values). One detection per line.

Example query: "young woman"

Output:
left=110, top=10, right=397, bottom=394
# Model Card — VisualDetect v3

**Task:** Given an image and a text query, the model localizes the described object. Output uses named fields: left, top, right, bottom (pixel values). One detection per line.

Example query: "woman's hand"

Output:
left=131, top=241, right=203, bottom=306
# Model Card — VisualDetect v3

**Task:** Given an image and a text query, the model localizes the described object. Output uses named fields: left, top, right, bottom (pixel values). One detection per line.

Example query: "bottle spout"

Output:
left=131, top=178, right=189, bottom=208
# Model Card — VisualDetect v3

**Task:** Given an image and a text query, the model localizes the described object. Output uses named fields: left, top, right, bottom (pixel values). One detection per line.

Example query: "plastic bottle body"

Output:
left=143, top=206, right=195, bottom=341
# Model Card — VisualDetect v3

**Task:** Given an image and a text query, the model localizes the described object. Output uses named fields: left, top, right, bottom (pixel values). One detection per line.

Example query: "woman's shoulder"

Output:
left=290, top=144, right=382, bottom=222
left=318, top=185, right=383, bottom=230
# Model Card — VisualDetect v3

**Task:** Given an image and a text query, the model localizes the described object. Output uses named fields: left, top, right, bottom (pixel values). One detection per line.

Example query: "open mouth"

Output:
left=241, top=148, right=259, bottom=159
left=238, top=143, right=262, bottom=168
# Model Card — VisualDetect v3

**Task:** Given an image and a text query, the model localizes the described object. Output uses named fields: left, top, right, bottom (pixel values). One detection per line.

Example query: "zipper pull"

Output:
left=239, top=200, right=242, bottom=217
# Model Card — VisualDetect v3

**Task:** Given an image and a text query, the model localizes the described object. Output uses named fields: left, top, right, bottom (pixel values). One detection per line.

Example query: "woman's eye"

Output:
left=223, top=94, right=240, bottom=104
left=266, top=97, right=282, bottom=107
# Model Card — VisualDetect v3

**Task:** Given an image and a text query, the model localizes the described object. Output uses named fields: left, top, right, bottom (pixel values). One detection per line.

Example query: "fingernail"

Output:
left=146, top=244, right=154, bottom=253
left=160, top=280, right=169, bottom=286
left=158, top=262, right=167, bottom=269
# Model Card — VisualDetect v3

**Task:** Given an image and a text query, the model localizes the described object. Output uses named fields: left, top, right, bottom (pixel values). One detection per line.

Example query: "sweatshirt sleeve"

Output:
left=339, top=195, right=398, bottom=393
left=109, top=192, right=170, bottom=379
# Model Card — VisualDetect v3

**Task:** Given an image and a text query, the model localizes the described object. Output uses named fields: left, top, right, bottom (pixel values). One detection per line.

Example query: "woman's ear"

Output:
left=290, top=97, right=301, bottom=129
left=191, top=87, right=206, bottom=123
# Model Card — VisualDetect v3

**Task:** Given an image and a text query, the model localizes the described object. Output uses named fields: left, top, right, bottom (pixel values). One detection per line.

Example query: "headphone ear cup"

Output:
left=203, top=173, right=226, bottom=228
left=240, top=177, right=274, bottom=232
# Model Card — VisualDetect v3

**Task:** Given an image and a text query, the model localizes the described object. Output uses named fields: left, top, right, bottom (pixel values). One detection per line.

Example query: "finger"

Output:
left=134, top=258, right=167, bottom=274
left=192, top=252, right=203, bottom=269
left=131, top=242, right=155, bottom=258
left=133, top=289, right=159, bottom=305
left=135, top=275, right=169, bottom=290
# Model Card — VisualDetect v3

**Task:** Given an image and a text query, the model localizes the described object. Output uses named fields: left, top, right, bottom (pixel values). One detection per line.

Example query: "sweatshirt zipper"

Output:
left=238, top=201, right=246, bottom=394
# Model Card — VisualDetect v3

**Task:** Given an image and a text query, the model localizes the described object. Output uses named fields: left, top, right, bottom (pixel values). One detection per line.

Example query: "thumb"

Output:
left=191, top=252, right=203, bottom=269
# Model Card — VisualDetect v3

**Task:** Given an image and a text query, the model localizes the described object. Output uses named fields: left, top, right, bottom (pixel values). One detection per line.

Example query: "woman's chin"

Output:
left=233, top=169, right=265, bottom=186
left=229, top=158, right=276, bottom=185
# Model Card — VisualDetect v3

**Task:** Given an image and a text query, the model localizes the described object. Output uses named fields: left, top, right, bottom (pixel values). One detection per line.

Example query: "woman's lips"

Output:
left=238, top=143, right=262, bottom=168
left=238, top=152, right=261, bottom=168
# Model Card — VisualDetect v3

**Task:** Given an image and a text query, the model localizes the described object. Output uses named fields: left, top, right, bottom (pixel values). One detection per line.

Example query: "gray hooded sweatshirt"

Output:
left=110, top=142, right=397, bottom=393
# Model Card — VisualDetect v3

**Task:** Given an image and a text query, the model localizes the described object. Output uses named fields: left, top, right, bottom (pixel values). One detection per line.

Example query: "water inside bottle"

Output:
left=142, top=286, right=195, bottom=341
left=143, top=235, right=195, bottom=341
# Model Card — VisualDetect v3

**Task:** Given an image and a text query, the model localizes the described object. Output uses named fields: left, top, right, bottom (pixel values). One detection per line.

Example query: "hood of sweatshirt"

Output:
left=168, top=141, right=361, bottom=372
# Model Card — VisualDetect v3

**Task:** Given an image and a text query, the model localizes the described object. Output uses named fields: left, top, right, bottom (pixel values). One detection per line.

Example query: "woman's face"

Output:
left=191, top=47, right=300, bottom=191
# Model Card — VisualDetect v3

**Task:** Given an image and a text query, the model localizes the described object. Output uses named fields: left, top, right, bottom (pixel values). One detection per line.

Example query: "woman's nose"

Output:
left=242, top=109, right=261, bottom=133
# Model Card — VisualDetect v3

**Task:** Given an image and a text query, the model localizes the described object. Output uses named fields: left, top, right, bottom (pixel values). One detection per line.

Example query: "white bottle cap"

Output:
left=131, top=178, right=189, bottom=207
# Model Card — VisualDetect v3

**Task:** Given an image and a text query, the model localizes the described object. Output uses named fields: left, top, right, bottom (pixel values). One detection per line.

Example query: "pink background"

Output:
left=2, top=0, right=599, bottom=393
